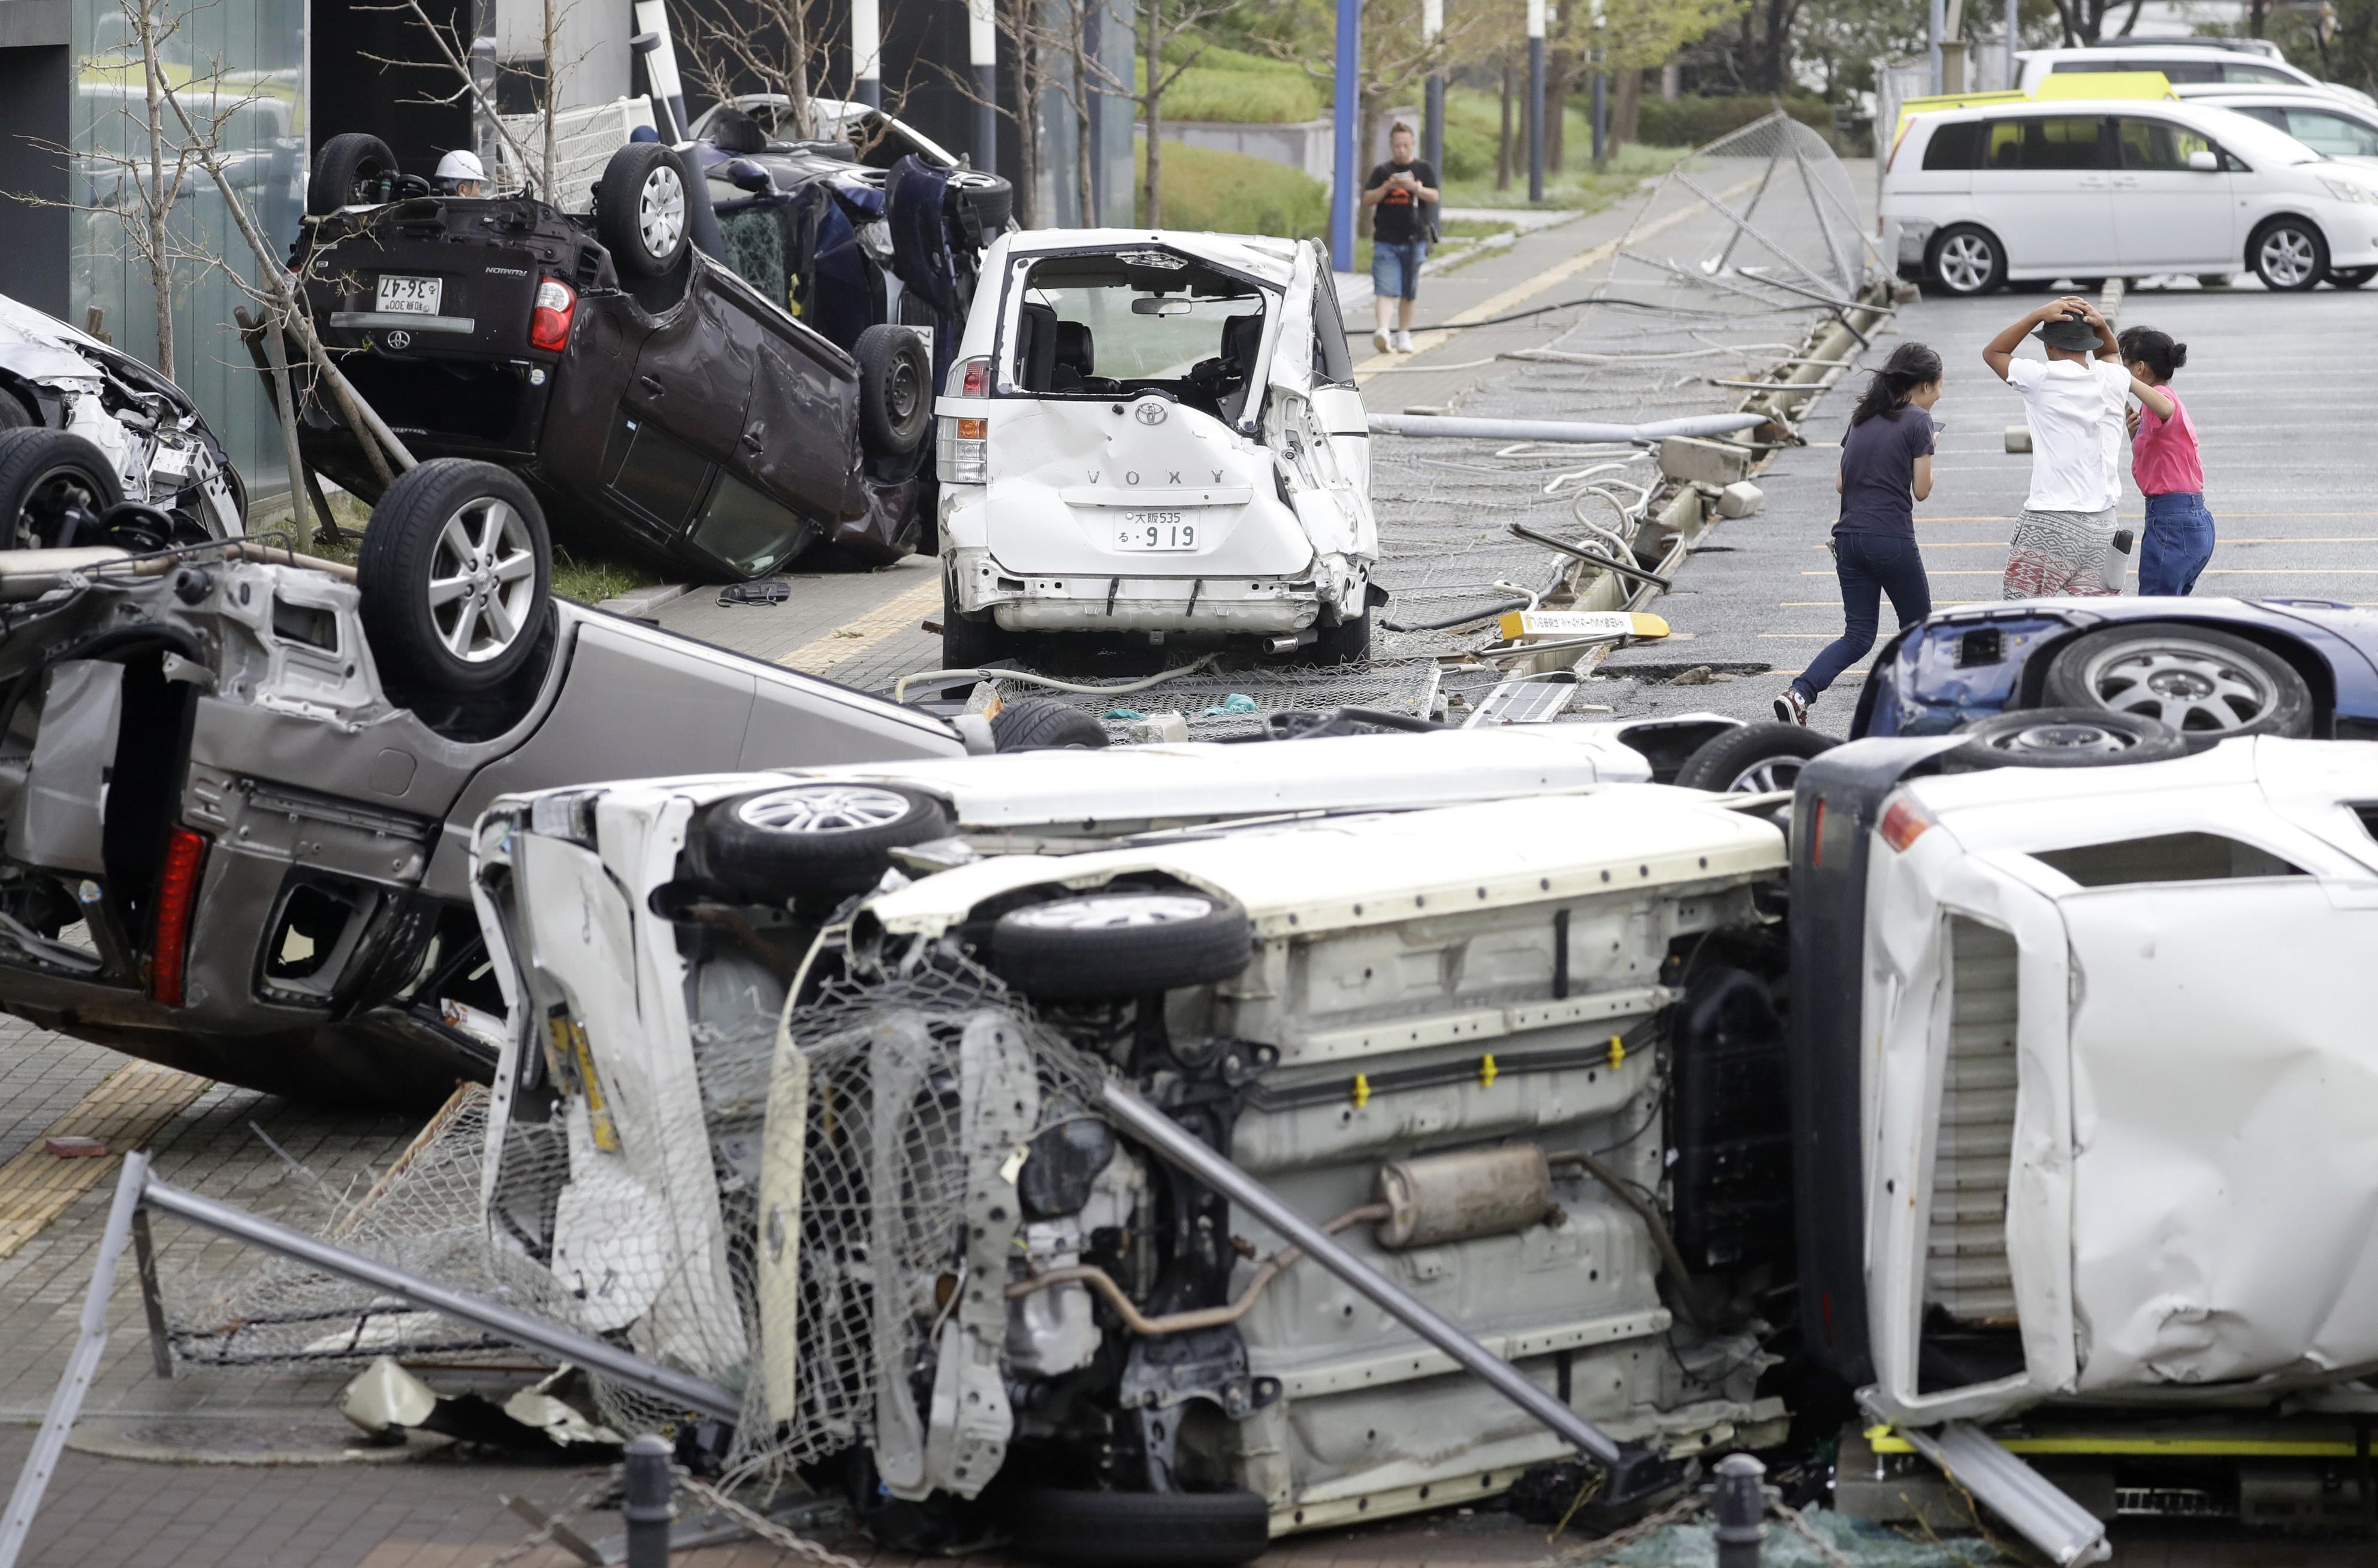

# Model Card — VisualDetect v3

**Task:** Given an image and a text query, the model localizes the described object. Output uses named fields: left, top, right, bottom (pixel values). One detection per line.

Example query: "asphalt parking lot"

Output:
left=2, top=204, right=2376, bottom=1565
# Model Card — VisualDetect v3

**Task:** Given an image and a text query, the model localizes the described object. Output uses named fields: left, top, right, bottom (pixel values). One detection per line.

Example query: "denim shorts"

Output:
left=1371, top=240, right=1428, bottom=301
left=2139, top=491, right=2216, bottom=597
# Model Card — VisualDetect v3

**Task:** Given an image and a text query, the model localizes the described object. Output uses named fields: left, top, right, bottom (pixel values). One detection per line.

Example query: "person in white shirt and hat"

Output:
left=434, top=149, right=486, bottom=197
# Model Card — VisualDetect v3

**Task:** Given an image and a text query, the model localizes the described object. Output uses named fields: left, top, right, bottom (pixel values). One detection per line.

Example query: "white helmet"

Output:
left=434, top=149, right=486, bottom=186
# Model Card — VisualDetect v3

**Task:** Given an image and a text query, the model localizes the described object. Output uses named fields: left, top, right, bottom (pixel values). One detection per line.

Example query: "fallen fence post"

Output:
left=623, top=1434, right=677, bottom=1568
left=1368, top=412, right=1767, bottom=445
left=0, top=1153, right=149, bottom=1568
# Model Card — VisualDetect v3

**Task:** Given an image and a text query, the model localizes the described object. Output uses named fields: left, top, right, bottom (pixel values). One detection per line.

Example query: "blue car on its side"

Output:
left=1850, top=596, right=2378, bottom=744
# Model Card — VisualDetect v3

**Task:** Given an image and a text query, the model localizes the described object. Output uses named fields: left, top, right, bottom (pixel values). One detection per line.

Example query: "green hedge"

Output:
left=1441, top=121, right=1492, bottom=182
left=1137, top=47, right=1323, bottom=123
left=1135, top=138, right=1327, bottom=238
left=1635, top=94, right=1834, bottom=149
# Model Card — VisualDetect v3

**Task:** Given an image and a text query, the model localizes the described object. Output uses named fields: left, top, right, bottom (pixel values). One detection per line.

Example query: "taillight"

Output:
left=1878, top=793, right=1936, bottom=853
left=150, top=827, right=207, bottom=1007
left=528, top=276, right=575, bottom=352
left=950, top=355, right=991, bottom=398
left=937, top=415, right=988, bottom=484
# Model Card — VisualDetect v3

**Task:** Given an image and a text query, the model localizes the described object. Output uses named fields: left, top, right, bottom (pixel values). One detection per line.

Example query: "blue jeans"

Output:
left=2138, top=491, right=2215, bottom=596
left=1371, top=240, right=1428, bottom=301
left=1794, top=531, right=1933, bottom=702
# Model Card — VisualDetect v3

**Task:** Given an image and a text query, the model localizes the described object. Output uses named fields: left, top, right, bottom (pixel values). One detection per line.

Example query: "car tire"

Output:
left=309, top=132, right=400, bottom=216
left=0, top=430, right=123, bottom=549
left=1301, top=606, right=1372, bottom=666
left=695, top=781, right=952, bottom=902
left=991, top=697, right=1109, bottom=751
left=357, top=458, right=552, bottom=694
left=594, top=143, right=692, bottom=278
left=2036, top=622, right=2313, bottom=740
left=855, top=325, right=932, bottom=457
left=2328, top=265, right=2376, bottom=289
left=0, top=389, right=35, bottom=429
left=988, top=890, right=1254, bottom=1000
left=1007, top=1487, right=1271, bottom=1567
left=1674, top=722, right=1839, bottom=794
left=2249, top=217, right=2328, bottom=292
left=944, top=170, right=1015, bottom=236
left=1926, top=225, right=2006, bottom=296
left=1949, top=707, right=2190, bottom=771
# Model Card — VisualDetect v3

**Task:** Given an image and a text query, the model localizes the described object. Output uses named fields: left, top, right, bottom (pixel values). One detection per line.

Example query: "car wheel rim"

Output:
left=2261, top=229, right=2316, bottom=286
left=15, top=466, right=105, bottom=548
left=1986, top=721, right=2133, bottom=758
left=887, top=355, right=921, bottom=424
left=1724, top=756, right=1806, bottom=793
left=734, top=784, right=917, bottom=835
left=639, top=165, right=686, bottom=258
left=425, top=496, right=538, bottom=664
left=1009, top=893, right=1214, bottom=932
left=2078, top=640, right=2279, bottom=733
left=1939, top=235, right=1991, bottom=292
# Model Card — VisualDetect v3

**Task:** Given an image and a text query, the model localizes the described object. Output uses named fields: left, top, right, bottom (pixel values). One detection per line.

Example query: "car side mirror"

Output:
left=2187, top=149, right=2219, bottom=172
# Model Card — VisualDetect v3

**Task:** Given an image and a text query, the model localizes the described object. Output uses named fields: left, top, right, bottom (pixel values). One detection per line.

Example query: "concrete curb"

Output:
left=595, top=581, right=692, bottom=618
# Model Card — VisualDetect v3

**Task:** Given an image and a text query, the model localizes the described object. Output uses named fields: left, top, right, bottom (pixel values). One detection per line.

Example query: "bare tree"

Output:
left=934, top=0, right=1051, bottom=225
left=358, top=0, right=544, bottom=195
left=678, top=0, right=825, bottom=140
left=1133, top=0, right=1232, bottom=225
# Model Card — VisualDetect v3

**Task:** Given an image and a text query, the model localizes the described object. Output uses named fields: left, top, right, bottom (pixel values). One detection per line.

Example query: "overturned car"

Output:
left=288, top=117, right=988, bottom=579
left=472, top=716, right=2378, bottom=1563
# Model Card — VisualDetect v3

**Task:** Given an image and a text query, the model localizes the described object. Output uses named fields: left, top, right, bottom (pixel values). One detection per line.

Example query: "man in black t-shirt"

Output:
left=1362, top=122, right=1438, bottom=355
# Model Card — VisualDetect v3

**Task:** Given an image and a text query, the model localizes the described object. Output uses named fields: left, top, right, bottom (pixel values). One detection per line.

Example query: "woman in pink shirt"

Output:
left=2118, top=327, right=2210, bottom=596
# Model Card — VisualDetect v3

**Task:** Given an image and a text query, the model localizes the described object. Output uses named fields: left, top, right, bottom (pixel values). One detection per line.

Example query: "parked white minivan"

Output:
left=2016, top=41, right=2375, bottom=107
left=1883, top=98, right=2378, bottom=293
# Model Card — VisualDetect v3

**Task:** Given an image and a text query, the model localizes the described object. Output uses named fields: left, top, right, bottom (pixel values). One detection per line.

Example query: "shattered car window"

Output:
left=1010, top=252, right=1272, bottom=398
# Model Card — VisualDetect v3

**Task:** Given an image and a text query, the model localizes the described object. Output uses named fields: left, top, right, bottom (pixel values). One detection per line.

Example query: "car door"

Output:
left=2279, top=105, right=2378, bottom=161
left=1974, top=114, right=2115, bottom=274
left=1308, top=264, right=1369, bottom=499
left=624, top=259, right=759, bottom=466
left=1266, top=242, right=1371, bottom=563
left=2112, top=116, right=2235, bottom=270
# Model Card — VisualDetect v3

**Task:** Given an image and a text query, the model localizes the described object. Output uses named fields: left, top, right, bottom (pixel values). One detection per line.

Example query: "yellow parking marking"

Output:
left=777, top=579, right=944, bottom=675
left=1354, top=177, right=1764, bottom=382
left=0, top=1062, right=209, bottom=1259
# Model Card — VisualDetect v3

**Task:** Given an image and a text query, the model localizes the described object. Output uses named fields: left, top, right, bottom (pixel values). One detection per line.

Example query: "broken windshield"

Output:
left=1005, top=250, right=1275, bottom=420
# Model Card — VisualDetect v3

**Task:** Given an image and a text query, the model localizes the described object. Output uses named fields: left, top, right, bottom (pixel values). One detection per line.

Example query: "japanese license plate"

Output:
left=1116, top=512, right=1196, bottom=551
left=375, top=274, right=442, bottom=316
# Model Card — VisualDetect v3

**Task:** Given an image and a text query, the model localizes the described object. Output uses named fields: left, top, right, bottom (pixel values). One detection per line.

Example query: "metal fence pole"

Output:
left=1526, top=0, right=1547, bottom=201
left=1712, top=1452, right=1767, bottom=1568
left=0, top=1153, right=149, bottom=1568
left=1329, top=0, right=1360, bottom=270
left=623, top=1434, right=677, bottom=1568
left=1422, top=0, right=1444, bottom=176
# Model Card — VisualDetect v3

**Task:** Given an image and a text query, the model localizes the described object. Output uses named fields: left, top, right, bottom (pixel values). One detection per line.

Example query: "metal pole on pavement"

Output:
left=852, top=0, right=882, bottom=107
left=1422, top=0, right=1444, bottom=178
left=1329, top=0, right=1360, bottom=271
left=1927, top=0, right=1945, bottom=94
left=1713, top=1453, right=1767, bottom=1568
left=0, top=1153, right=149, bottom=1568
left=969, top=0, right=997, bottom=175
left=1589, top=0, right=1606, bottom=165
left=623, top=1435, right=677, bottom=1568
left=2005, top=0, right=2020, bottom=89
left=1527, top=0, right=1547, bottom=200
left=1099, top=1080, right=1632, bottom=1470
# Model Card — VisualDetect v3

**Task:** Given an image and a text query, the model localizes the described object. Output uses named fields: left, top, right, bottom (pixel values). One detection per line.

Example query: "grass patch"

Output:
left=1435, top=89, right=1688, bottom=209
left=1137, top=138, right=1327, bottom=237
left=261, top=487, right=666, bottom=607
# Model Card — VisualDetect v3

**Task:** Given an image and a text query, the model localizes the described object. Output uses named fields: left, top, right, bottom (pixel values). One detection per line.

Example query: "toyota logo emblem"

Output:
left=1134, top=400, right=1167, bottom=426
left=385, top=329, right=412, bottom=351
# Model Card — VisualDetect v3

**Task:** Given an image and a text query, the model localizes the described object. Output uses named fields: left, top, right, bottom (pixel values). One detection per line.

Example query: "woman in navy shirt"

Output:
left=1776, top=343, right=1943, bottom=727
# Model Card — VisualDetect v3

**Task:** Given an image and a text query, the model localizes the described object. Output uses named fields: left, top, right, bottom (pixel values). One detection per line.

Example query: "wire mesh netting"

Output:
left=954, top=113, right=1881, bottom=739
left=164, top=960, right=1114, bottom=1489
